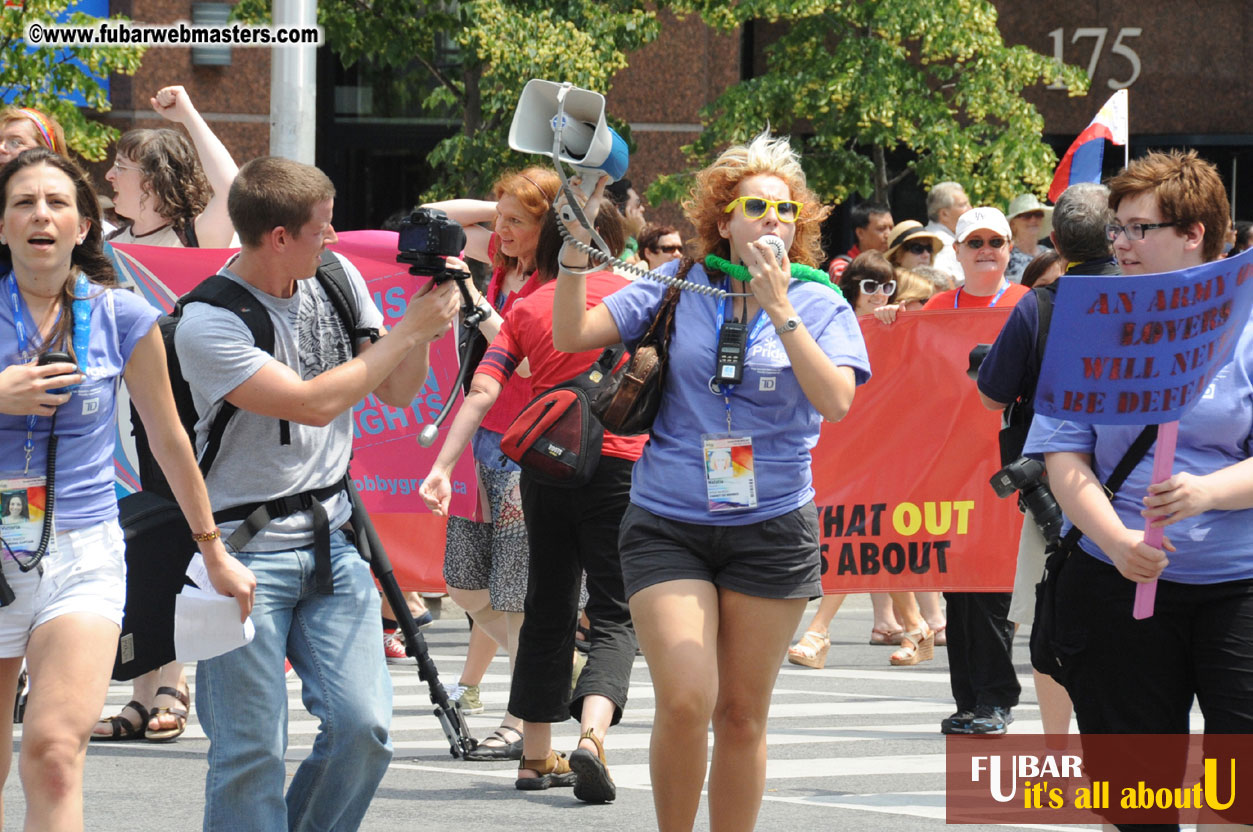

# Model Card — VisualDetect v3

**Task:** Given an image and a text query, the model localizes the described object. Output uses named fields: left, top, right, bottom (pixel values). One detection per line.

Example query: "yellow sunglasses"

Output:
left=723, top=196, right=803, bottom=223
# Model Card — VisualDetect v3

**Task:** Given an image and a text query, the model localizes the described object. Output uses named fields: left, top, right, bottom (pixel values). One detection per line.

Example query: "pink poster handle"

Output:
left=1134, top=420, right=1179, bottom=620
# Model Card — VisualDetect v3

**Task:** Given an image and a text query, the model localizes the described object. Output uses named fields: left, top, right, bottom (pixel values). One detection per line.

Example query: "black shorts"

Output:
left=617, top=501, right=822, bottom=601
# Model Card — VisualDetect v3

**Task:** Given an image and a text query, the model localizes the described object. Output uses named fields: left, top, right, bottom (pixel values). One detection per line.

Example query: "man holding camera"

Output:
left=176, top=157, right=459, bottom=831
left=975, top=182, right=1116, bottom=737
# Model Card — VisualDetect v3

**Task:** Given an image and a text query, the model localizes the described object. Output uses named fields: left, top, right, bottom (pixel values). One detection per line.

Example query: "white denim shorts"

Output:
left=0, top=519, right=126, bottom=657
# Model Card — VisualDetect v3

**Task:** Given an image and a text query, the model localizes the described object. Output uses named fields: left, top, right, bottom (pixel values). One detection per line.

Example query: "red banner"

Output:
left=110, top=238, right=1025, bottom=593
left=815, top=309, right=1022, bottom=592
left=109, top=234, right=472, bottom=592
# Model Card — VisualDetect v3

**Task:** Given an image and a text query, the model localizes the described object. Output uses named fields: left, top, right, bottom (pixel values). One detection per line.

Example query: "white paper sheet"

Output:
left=174, top=554, right=255, bottom=662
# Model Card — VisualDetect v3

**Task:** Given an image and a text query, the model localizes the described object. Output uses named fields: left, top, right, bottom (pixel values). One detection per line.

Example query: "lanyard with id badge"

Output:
left=703, top=288, right=772, bottom=513
left=0, top=272, right=87, bottom=605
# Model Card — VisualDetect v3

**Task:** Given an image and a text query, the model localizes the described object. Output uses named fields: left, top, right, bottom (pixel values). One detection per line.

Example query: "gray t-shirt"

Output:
left=175, top=252, right=383, bottom=551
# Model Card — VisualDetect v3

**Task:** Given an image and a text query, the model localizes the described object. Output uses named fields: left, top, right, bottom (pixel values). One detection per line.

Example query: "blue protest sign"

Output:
left=1034, top=247, right=1253, bottom=424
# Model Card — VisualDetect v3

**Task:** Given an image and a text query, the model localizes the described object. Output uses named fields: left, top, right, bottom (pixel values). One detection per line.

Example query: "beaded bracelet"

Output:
left=191, top=528, right=221, bottom=543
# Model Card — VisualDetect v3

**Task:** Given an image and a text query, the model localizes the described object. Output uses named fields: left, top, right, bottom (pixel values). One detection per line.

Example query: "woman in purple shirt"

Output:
left=0, top=149, right=254, bottom=827
left=552, top=133, right=870, bottom=831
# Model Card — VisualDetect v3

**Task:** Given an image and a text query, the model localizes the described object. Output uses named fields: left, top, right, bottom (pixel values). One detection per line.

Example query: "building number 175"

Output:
left=1047, top=27, right=1142, bottom=91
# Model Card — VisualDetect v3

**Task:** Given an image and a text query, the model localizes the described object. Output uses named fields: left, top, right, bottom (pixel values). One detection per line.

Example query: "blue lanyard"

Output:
left=954, top=280, right=1010, bottom=309
left=713, top=290, right=772, bottom=430
left=6, top=273, right=40, bottom=474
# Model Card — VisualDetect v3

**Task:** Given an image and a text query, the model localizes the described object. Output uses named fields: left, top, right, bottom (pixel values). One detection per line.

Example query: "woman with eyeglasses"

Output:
left=1004, top=195, right=1054, bottom=284
left=883, top=220, right=944, bottom=271
left=92, top=85, right=240, bottom=744
left=553, top=132, right=870, bottom=830
left=1026, top=154, right=1253, bottom=794
left=103, top=86, right=238, bottom=249
left=638, top=223, right=684, bottom=271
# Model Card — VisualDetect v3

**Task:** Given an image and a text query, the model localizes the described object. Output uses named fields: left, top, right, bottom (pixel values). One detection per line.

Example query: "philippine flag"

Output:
left=1048, top=89, right=1129, bottom=202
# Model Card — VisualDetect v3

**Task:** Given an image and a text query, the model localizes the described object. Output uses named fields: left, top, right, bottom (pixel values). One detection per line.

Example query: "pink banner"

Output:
left=109, top=232, right=474, bottom=591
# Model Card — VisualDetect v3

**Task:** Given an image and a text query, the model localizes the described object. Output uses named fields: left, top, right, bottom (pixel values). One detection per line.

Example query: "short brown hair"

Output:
left=638, top=223, right=679, bottom=254
left=1108, top=150, right=1229, bottom=262
left=229, top=157, right=335, bottom=248
left=839, top=250, right=895, bottom=306
left=684, top=132, right=829, bottom=268
left=534, top=202, right=624, bottom=283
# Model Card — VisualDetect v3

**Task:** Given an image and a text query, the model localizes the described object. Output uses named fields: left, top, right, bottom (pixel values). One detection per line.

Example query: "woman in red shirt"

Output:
left=421, top=169, right=559, bottom=759
left=421, top=206, right=641, bottom=804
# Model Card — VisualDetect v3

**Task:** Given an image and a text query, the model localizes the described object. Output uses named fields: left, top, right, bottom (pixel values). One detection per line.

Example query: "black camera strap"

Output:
left=0, top=410, right=60, bottom=606
left=1055, top=423, right=1159, bottom=553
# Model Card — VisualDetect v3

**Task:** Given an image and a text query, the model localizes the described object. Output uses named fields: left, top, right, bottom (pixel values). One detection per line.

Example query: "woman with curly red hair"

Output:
left=553, top=132, right=871, bottom=830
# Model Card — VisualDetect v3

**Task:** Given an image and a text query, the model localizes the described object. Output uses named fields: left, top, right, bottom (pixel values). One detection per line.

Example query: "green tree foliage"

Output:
left=652, top=0, right=1089, bottom=210
left=0, top=0, right=145, bottom=160
left=234, top=0, right=660, bottom=199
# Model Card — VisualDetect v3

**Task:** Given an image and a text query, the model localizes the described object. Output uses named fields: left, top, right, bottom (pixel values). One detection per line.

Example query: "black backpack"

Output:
left=131, top=250, right=378, bottom=500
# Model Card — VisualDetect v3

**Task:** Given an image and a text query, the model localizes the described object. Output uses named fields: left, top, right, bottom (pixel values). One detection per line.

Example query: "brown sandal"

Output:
left=91, top=700, right=149, bottom=742
left=569, top=728, right=615, bottom=803
left=145, top=684, right=190, bottom=742
left=515, top=749, right=577, bottom=791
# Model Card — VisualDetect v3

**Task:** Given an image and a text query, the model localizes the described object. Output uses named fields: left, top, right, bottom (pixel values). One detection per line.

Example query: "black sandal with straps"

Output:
left=464, top=725, right=524, bottom=761
left=91, top=700, right=149, bottom=742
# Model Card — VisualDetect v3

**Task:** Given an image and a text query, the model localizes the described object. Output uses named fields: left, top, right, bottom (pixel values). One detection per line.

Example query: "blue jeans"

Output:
left=196, top=530, right=393, bottom=832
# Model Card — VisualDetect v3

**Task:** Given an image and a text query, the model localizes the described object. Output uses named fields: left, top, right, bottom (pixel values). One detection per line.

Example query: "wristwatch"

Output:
left=774, top=316, right=802, bottom=335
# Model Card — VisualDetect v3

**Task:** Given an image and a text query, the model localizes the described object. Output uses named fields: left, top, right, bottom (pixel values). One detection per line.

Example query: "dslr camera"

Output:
left=970, top=343, right=1065, bottom=543
left=396, top=208, right=468, bottom=283
left=990, top=457, right=1064, bottom=543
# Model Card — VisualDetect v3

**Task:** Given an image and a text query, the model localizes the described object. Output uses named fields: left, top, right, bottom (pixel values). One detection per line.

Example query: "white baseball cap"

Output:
left=955, top=206, right=1012, bottom=243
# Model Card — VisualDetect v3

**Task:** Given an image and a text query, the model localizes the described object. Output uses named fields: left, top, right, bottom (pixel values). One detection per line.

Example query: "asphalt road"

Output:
left=5, top=595, right=1098, bottom=831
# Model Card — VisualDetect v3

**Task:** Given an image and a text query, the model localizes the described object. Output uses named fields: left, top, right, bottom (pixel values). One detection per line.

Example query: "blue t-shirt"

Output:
left=602, top=261, right=871, bottom=525
left=1, top=281, right=159, bottom=530
left=977, top=287, right=1044, bottom=406
left=1023, top=322, right=1253, bottom=584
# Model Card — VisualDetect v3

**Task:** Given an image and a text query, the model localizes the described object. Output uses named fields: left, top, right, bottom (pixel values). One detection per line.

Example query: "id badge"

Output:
left=702, top=432, right=757, bottom=513
left=0, top=474, right=52, bottom=558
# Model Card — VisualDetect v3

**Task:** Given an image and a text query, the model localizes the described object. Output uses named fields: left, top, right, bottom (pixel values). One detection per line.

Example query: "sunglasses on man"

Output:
left=651, top=244, right=683, bottom=254
left=962, top=237, right=1007, bottom=250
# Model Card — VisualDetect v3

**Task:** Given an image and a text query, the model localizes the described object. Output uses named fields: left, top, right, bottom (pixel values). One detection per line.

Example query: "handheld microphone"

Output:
left=758, top=234, right=787, bottom=266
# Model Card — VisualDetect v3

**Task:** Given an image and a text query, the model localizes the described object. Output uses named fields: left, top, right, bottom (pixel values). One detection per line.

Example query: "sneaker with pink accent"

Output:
left=383, top=632, right=408, bottom=664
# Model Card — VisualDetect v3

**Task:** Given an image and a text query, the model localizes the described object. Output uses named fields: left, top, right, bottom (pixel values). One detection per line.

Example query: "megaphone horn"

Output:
left=508, top=79, right=629, bottom=183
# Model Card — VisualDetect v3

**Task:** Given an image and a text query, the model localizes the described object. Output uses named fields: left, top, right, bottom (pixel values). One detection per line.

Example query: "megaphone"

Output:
left=508, top=79, right=629, bottom=188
